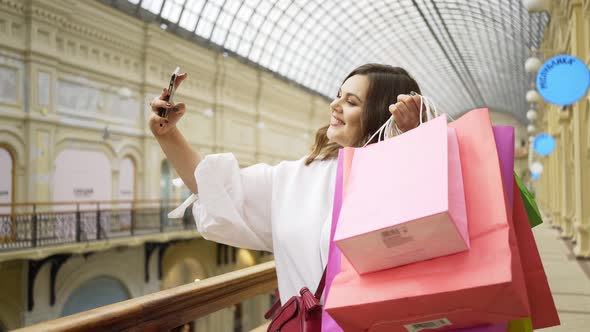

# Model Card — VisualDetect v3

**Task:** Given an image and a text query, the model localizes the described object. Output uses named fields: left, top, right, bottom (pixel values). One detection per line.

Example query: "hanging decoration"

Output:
left=529, top=161, right=543, bottom=174
left=526, top=109, right=537, bottom=121
left=536, top=54, right=590, bottom=105
left=533, top=133, right=556, bottom=156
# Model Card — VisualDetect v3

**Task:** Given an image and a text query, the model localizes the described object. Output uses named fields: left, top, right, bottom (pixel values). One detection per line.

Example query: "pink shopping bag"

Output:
left=334, top=115, right=469, bottom=274
left=321, top=149, right=347, bottom=332
left=446, top=126, right=516, bottom=332
left=325, top=109, right=530, bottom=332
left=321, top=126, right=514, bottom=332
left=493, top=126, right=516, bottom=208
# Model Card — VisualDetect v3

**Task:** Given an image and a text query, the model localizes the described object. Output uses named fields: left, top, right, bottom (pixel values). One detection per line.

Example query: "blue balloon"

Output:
left=536, top=54, right=590, bottom=105
left=531, top=172, right=541, bottom=180
left=533, top=134, right=556, bottom=156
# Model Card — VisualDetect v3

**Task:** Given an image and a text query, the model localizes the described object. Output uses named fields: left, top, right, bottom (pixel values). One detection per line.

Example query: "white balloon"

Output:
left=527, top=124, right=536, bottom=134
left=526, top=109, right=538, bottom=121
left=202, top=109, right=214, bottom=118
left=525, top=57, right=542, bottom=73
left=522, top=0, right=550, bottom=12
left=118, top=87, right=133, bottom=98
left=526, top=90, right=541, bottom=103
left=530, top=161, right=544, bottom=174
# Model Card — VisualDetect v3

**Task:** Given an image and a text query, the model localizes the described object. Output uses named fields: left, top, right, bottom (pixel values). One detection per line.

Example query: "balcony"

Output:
left=0, top=200, right=196, bottom=260
left=0, top=200, right=273, bottom=331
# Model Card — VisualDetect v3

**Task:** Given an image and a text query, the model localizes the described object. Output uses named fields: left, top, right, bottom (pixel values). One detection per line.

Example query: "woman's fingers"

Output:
left=150, top=98, right=173, bottom=113
left=158, top=87, right=168, bottom=100
left=399, top=94, right=422, bottom=117
left=172, top=102, right=186, bottom=115
left=167, top=103, right=186, bottom=123
left=390, top=101, right=408, bottom=127
left=392, top=94, right=423, bottom=132
left=400, top=99, right=420, bottom=127
left=175, top=73, right=188, bottom=89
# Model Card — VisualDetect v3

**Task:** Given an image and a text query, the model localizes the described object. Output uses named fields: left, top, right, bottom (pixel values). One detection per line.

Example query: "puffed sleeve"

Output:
left=168, top=153, right=274, bottom=252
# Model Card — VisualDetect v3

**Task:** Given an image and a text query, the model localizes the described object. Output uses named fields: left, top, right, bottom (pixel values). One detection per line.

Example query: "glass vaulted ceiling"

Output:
left=110, top=0, right=549, bottom=122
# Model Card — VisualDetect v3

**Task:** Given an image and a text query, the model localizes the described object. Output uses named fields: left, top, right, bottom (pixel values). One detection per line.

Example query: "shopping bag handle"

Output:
left=363, top=94, right=439, bottom=147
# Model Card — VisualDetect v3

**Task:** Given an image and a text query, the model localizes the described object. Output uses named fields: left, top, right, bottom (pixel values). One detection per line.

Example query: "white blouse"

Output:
left=169, top=153, right=338, bottom=304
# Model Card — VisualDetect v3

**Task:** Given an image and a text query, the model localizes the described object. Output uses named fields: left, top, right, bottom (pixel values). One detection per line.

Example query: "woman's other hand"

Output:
left=149, top=73, right=188, bottom=137
left=388, top=93, right=422, bottom=133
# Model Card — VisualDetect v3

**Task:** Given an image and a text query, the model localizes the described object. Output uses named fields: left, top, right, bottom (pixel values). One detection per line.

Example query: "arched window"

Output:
left=162, top=258, right=207, bottom=289
left=53, top=150, right=112, bottom=203
left=119, top=157, right=135, bottom=201
left=160, top=160, right=172, bottom=224
left=61, top=276, right=130, bottom=317
left=118, top=157, right=135, bottom=230
left=160, top=160, right=171, bottom=202
left=0, top=146, right=14, bottom=241
left=0, top=146, right=13, bottom=214
left=53, top=150, right=112, bottom=240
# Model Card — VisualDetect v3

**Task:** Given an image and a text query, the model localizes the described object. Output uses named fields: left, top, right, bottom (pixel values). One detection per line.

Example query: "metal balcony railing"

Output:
left=0, top=200, right=194, bottom=251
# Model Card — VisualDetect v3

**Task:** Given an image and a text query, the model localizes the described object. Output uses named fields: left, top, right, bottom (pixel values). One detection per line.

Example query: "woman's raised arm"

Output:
left=149, top=73, right=201, bottom=193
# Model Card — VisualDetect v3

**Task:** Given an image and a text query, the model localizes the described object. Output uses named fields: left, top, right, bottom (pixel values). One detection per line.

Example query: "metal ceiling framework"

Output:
left=106, top=0, right=549, bottom=122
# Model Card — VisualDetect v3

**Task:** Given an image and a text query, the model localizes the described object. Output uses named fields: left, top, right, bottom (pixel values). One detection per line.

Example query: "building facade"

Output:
left=536, top=0, right=590, bottom=258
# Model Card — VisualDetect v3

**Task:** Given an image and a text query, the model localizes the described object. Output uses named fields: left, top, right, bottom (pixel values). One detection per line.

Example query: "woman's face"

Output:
left=326, top=74, right=368, bottom=147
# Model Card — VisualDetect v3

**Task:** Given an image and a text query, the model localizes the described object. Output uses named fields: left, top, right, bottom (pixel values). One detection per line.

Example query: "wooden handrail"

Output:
left=14, top=261, right=277, bottom=332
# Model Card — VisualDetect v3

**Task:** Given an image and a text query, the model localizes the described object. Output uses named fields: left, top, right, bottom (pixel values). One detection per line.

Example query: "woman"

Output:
left=150, top=64, right=423, bottom=304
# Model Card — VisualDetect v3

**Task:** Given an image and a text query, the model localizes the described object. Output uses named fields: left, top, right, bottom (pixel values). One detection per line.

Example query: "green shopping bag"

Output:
left=514, top=172, right=543, bottom=228
left=507, top=317, right=533, bottom=332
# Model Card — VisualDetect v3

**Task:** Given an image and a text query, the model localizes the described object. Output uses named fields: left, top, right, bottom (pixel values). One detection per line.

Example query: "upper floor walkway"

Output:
left=0, top=200, right=196, bottom=262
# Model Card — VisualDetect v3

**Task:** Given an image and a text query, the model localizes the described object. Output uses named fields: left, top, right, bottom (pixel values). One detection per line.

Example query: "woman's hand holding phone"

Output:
left=149, top=71, right=188, bottom=137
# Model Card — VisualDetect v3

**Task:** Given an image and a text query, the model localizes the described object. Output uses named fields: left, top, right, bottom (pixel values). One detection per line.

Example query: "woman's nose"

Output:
left=330, top=99, right=342, bottom=112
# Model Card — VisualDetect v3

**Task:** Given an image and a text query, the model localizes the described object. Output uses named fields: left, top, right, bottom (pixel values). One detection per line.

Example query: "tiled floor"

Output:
left=534, top=222, right=590, bottom=331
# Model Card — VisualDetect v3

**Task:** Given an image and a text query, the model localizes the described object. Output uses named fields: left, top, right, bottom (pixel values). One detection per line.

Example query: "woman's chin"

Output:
left=326, top=128, right=343, bottom=146
left=326, top=126, right=338, bottom=141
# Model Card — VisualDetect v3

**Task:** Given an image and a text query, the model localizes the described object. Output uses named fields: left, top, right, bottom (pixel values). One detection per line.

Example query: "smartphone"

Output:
left=157, top=66, right=181, bottom=118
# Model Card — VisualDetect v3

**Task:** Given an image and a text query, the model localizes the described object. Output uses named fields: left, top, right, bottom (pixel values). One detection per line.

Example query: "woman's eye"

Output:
left=347, top=100, right=356, bottom=105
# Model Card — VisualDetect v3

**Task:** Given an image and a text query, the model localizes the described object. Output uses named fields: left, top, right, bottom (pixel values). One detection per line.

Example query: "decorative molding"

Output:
left=566, top=0, right=584, bottom=18
left=27, top=254, right=71, bottom=311
left=559, top=109, right=572, bottom=121
left=0, top=127, right=26, bottom=169
left=0, top=0, right=25, bottom=15
left=144, top=242, right=171, bottom=282
left=27, top=1, right=143, bottom=53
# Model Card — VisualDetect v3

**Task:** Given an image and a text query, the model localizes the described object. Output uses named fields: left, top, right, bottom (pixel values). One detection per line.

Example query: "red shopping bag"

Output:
left=511, top=180, right=560, bottom=329
left=325, top=109, right=530, bottom=331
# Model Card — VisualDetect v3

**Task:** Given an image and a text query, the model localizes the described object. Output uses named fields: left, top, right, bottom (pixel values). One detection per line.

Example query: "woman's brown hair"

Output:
left=305, top=64, right=421, bottom=165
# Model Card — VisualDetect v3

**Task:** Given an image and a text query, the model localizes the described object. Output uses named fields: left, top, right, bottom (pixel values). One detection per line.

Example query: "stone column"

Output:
left=571, top=0, right=590, bottom=257
left=558, top=110, right=573, bottom=238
